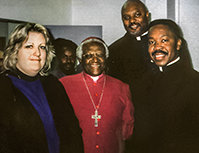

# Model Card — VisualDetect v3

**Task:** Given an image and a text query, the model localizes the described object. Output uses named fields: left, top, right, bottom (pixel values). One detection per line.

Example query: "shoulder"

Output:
left=108, top=33, right=136, bottom=59
left=60, top=73, right=81, bottom=82
left=109, top=34, right=127, bottom=49
left=180, top=67, right=199, bottom=81
left=40, top=74, right=72, bottom=105
left=40, top=74, right=59, bottom=85
left=192, top=69, right=199, bottom=77
left=0, top=71, right=13, bottom=88
left=188, top=69, right=199, bottom=84
left=40, top=74, right=68, bottom=94
left=109, top=37, right=124, bottom=47
left=105, top=75, right=131, bottom=99
left=61, top=73, right=81, bottom=80
left=50, top=68, right=65, bottom=79
left=0, top=72, right=16, bottom=106
left=106, top=75, right=129, bottom=88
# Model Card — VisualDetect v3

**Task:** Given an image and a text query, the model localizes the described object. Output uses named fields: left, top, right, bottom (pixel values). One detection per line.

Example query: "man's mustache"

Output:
left=152, top=50, right=168, bottom=56
left=128, top=22, right=140, bottom=28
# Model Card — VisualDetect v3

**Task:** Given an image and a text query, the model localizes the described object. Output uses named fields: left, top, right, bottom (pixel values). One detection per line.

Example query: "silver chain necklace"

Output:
left=82, top=72, right=106, bottom=127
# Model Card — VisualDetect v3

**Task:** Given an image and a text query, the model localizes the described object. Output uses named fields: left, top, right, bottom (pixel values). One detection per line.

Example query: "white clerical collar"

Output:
left=159, top=66, right=163, bottom=72
left=90, top=76, right=99, bottom=82
left=167, top=56, right=180, bottom=66
left=158, top=56, right=180, bottom=72
left=136, top=31, right=148, bottom=41
left=86, top=73, right=104, bottom=83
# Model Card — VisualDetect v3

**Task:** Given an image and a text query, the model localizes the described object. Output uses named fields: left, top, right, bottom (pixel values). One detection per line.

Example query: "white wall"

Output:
left=0, top=0, right=72, bottom=25
left=178, top=0, right=199, bottom=71
left=146, top=0, right=167, bottom=20
left=72, top=0, right=167, bottom=45
left=72, top=0, right=125, bottom=45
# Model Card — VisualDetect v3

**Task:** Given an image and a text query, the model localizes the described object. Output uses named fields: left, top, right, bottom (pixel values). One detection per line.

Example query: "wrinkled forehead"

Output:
left=82, top=42, right=106, bottom=54
left=149, top=24, right=176, bottom=38
left=122, top=1, right=147, bottom=14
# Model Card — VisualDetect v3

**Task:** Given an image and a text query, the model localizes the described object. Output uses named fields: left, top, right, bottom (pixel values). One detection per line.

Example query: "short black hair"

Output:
left=149, top=19, right=183, bottom=40
left=53, top=38, right=77, bottom=59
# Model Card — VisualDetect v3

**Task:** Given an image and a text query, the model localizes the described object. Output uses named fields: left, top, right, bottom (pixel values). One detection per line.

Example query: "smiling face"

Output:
left=59, top=49, right=76, bottom=74
left=82, top=42, right=106, bottom=76
left=148, top=24, right=182, bottom=67
left=122, top=1, right=149, bottom=37
left=16, top=31, right=47, bottom=76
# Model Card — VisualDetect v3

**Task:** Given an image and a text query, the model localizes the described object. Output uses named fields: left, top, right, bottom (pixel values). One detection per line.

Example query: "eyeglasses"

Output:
left=82, top=53, right=106, bottom=59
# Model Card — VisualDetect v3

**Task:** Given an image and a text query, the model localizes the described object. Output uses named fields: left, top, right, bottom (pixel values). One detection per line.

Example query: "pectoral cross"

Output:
left=91, top=110, right=101, bottom=127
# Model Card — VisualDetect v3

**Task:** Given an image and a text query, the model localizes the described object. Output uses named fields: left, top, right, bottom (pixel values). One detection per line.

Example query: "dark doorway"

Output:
left=0, top=37, right=6, bottom=51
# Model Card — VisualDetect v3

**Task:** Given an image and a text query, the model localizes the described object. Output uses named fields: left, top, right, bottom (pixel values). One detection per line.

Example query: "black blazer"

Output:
left=108, top=32, right=150, bottom=84
left=0, top=72, right=84, bottom=153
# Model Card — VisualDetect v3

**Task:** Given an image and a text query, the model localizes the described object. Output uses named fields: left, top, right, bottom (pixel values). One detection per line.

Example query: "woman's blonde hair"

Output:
left=3, top=22, right=55, bottom=76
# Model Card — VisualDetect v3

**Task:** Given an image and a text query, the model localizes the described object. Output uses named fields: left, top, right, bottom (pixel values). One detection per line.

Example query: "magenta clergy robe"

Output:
left=60, top=72, right=134, bottom=153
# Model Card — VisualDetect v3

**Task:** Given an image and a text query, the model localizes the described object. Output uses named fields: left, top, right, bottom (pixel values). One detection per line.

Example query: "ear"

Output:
left=176, top=39, right=182, bottom=51
left=146, top=11, right=151, bottom=23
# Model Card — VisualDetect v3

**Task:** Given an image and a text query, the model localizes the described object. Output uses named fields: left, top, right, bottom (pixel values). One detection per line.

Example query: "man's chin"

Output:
left=92, top=72, right=103, bottom=76
left=128, top=30, right=141, bottom=37
left=154, top=61, right=167, bottom=67
left=61, top=65, right=72, bottom=70
left=88, top=70, right=103, bottom=76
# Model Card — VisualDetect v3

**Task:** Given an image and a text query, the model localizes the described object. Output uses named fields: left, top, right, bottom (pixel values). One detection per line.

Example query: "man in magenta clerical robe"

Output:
left=60, top=37, right=134, bottom=153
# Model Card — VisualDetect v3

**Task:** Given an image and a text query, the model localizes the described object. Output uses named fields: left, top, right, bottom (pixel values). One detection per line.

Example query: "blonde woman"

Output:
left=0, top=23, right=83, bottom=153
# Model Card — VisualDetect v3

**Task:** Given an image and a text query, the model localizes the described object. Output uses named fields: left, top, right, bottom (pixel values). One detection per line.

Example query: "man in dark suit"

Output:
left=126, top=19, right=199, bottom=153
left=108, top=0, right=150, bottom=85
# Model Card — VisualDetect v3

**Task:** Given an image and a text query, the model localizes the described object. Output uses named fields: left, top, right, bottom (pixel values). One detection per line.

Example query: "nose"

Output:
left=129, top=18, right=135, bottom=24
left=92, top=56, right=98, bottom=62
left=129, top=16, right=136, bottom=23
left=154, top=42, right=162, bottom=50
left=33, top=47, right=41, bottom=56
left=68, top=57, right=73, bottom=63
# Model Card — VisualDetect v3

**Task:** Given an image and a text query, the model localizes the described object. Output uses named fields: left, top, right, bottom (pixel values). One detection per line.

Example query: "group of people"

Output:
left=0, top=0, right=198, bottom=153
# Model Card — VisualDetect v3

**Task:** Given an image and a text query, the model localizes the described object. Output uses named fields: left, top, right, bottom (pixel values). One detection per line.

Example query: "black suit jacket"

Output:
left=108, top=32, right=150, bottom=84
left=0, top=72, right=84, bottom=153
left=126, top=60, right=199, bottom=153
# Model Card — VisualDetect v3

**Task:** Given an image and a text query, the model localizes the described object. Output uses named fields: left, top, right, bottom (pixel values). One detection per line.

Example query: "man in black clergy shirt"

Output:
left=108, top=0, right=151, bottom=85
left=125, top=19, right=199, bottom=153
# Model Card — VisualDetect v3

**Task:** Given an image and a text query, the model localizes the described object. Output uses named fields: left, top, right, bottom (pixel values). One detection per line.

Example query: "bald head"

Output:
left=122, top=0, right=148, bottom=14
left=122, top=0, right=149, bottom=36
